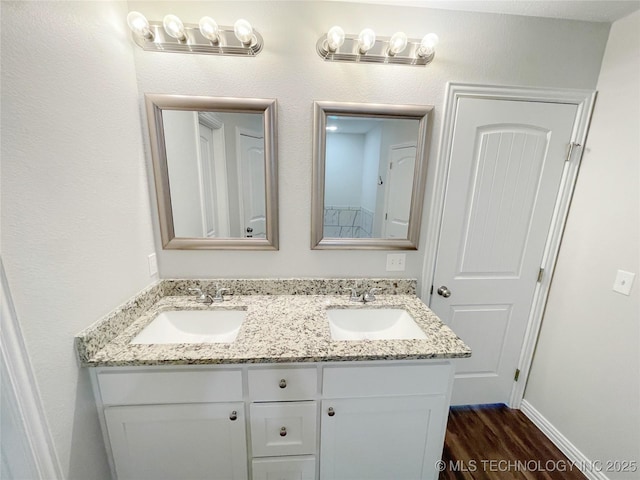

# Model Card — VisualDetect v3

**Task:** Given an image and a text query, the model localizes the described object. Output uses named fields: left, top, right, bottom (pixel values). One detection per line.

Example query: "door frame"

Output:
left=1, top=259, right=62, bottom=478
left=197, top=112, right=230, bottom=237
left=421, top=83, right=596, bottom=408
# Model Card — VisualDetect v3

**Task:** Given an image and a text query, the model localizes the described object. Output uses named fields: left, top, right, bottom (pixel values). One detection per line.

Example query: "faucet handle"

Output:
left=363, top=287, right=380, bottom=302
left=189, top=287, right=212, bottom=304
left=214, top=287, right=230, bottom=302
left=344, top=287, right=360, bottom=302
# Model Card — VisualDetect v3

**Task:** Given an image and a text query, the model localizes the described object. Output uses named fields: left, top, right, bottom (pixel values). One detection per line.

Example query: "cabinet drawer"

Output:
left=252, top=456, right=316, bottom=480
left=322, top=363, right=452, bottom=398
left=248, top=367, right=317, bottom=401
left=250, top=402, right=317, bottom=457
left=97, top=369, right=243, bottom=405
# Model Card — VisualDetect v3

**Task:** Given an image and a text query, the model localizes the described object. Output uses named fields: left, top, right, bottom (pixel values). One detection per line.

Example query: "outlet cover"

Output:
left=613, top=270, right=635, bottom=296
left=386, top=253, right=406, bottom=272
left=148, top=253, right=158, bottom=277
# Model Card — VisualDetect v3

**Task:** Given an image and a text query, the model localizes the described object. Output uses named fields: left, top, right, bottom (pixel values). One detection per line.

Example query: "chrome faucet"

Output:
left=344, top=286, right=362, bottom=302
left=363, top=288, right=380, bottom=303
left=188, top=287, right=214, bottom=305
left=213, top=285, right=230, bottom=303
left=344, top=283, right=380, bottom=303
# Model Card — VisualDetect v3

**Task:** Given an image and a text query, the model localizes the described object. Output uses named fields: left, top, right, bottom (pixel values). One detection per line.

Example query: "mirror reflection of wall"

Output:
left=162, top=111, right=265, bottom=239
left=323, top=116, right=419, bottom=239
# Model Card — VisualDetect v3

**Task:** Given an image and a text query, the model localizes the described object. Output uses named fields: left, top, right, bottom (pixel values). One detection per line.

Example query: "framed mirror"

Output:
left=311, top=101, right=433, bottom=249
left=145, top=94, right=278, bottom=250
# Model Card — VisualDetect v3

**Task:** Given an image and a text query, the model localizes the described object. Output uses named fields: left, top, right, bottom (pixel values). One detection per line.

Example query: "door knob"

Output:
left=437, top=286, right=451, bottom=298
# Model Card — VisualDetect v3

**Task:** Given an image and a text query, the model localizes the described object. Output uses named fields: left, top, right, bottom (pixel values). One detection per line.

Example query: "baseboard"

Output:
left=520, top=400, right=609, bottom=480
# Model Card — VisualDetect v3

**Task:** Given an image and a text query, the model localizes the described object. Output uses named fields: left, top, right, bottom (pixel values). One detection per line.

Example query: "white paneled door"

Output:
left=383, top=143, right=416, bottom=238
left=238, top=130, right=266, bottom=239
left=430, top=98, right=578, bottom=405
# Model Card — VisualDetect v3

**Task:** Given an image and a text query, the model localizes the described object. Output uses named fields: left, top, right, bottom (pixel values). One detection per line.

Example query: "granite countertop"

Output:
left=75, top=279, right=471, bottom=367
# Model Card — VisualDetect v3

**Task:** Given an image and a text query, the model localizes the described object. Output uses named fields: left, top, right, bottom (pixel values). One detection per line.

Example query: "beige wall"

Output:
left=525, top=10, right=640, bottom=479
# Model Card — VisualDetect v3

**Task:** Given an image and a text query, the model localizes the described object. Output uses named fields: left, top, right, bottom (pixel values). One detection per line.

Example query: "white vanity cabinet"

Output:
left=94, top=368, right=248, bottom=480
left=320, top=363, right=453, bottom=480
left=91, top=361, right=453, bottom=480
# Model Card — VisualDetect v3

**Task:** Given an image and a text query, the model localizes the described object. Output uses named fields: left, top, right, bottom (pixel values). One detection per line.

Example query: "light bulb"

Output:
left=163, top=14, right=186, bottom=41
left=357, top=28, right=376, bottom=54
left=388, top=32, right=408, bottom=56
left=234, top=19, right=254, bottom=45
left=417, top=33, right=439, bottom=57
left=326, top=26, right=345, bottom=52
left=126, top=11, right=153, bottom=40
left=199, top=16, right=220, bottom=43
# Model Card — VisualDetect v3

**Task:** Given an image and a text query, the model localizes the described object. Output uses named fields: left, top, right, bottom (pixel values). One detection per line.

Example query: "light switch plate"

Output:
left=386, top=253, right=406, bottom=272
left=613, top=270, right=635, bottom=296
left=148, top=253, right=158, bottom=277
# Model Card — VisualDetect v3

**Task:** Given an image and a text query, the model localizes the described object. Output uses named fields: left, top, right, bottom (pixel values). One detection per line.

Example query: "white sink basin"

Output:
left=327, top=308, right=427, bottom=341
left=131, top=310, right=246, bottom=344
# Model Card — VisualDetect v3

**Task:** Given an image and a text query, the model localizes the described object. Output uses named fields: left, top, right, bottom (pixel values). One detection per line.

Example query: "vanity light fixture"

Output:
left=317, top=26, right=439, bottom=66
left=126, top=11, right=263, bottom=56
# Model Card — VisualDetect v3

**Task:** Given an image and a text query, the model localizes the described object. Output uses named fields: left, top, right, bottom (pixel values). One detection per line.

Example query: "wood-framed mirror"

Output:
left=145, top=94, right=278, bottom=250
left=311, top=101, right=433, bottom=249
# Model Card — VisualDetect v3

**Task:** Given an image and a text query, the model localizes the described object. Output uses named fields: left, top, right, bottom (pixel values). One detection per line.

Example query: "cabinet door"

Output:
left=104, top=403, right=247, bottom=480
left=320, top=395, right=446, bottom=480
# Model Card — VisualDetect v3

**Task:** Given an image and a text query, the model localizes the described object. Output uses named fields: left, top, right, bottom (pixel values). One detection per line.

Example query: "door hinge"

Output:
left=537, top=267, right=544, bottom=283
left=566, top=142, right=581, bottom=162
left=514, top=369, right=521, bottom=382
left=389, top=162, right=393, bottom=169
left=385, top=213, right=388, bottom=220
left=430, top=285, right=434, bottom=295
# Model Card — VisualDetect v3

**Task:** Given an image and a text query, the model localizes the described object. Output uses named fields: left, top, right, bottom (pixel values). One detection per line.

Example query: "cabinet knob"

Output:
left=327, top=407, right=335, bottom=417
left=279, top=379, right=287, bottom=389
left=279, top=427, right=287, bottom=437
left=229, top=411, right=237, bottom=421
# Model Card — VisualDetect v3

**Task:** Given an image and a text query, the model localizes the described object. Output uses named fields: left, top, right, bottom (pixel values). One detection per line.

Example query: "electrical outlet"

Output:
left=613, top=269, right=635, bottom=296
left=386, top=253, right=406, bottom=272
left=148, top=253, right=158, bottom=277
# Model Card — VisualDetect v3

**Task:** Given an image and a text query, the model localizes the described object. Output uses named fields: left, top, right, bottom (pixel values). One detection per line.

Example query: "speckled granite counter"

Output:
left=75, top=279, right=471, bottom=367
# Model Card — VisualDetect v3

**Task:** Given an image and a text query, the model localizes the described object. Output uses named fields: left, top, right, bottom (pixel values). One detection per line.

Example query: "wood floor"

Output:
left=439, top=404, right=587, bottom=480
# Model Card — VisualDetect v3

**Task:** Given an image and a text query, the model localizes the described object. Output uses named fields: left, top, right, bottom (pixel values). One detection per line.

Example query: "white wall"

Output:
left=325, top=133, right=366, bottom=206
left=129, top=0, right=609, bottom=282
left=1, top=2, right=156, bottom=478
left=524, top=10, right=640, bottom=478
left=163, top=110, right=204, bottom=237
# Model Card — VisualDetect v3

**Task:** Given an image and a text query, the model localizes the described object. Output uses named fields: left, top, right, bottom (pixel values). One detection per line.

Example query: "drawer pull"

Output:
left=279, top=427, right=287, bottom=437
left=327, top=407, right=335, bottom=417
left=229, top=411, right=238, bottom=421
left=278, top=378, right=287, bottom=389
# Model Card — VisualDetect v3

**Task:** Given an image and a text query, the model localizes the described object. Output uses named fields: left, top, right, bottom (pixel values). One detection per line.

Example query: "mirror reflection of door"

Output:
left=237, top=129, right=266, bottom=239
left=382, top=143, right=416, bottom=238
left=197, top=113, right=230, bottom=238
